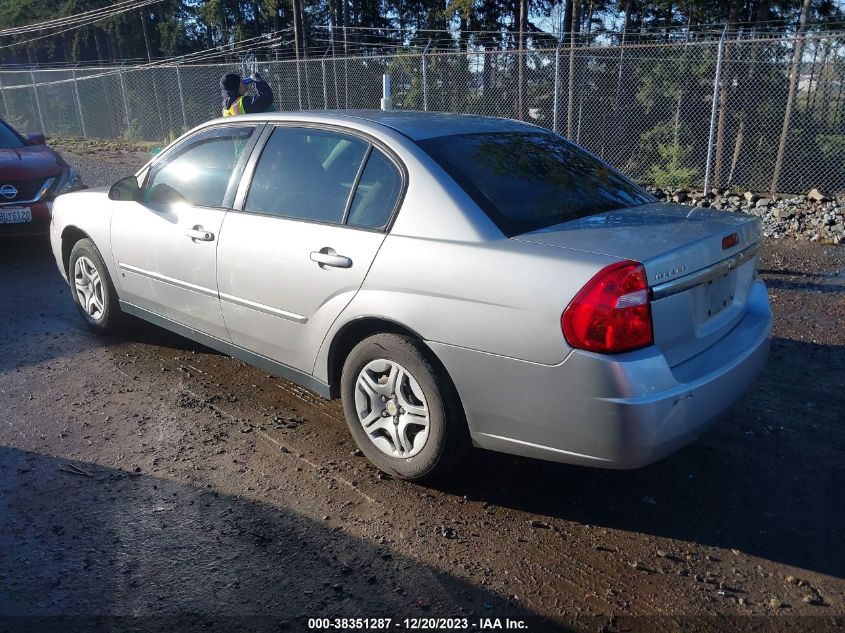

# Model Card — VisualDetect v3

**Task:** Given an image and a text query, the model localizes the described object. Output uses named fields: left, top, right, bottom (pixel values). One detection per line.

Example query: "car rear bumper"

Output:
left=0, top=201, right=51, bottom=237
left=428, top=280, right=772, bottom=469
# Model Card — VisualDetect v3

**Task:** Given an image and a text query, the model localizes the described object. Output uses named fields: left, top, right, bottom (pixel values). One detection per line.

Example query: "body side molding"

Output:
left=120, top=301, right=331, bottom=398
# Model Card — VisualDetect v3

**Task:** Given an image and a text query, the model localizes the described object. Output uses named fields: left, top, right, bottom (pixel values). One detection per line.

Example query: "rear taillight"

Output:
left=561, top=260, right=653, bottom=354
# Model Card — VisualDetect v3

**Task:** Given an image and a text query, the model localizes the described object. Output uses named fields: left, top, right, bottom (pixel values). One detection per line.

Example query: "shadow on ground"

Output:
left=0, top=446, right=558, bottom=632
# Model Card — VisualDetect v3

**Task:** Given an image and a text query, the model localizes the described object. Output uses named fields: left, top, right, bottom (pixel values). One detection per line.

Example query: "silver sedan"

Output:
left=49, top=111, right=772, bottom=480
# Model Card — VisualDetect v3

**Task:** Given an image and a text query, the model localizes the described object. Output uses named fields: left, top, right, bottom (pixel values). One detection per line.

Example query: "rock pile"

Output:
left=646, top=187, right=844, bottom=245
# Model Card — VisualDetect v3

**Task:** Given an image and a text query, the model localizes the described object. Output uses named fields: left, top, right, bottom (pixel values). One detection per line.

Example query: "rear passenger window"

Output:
left=346, top=150, right=401, bottom=230
left=245, top=127, right=368, bottom=224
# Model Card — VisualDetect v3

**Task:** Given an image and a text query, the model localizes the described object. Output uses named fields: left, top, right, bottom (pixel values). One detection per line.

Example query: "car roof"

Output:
left=245, top=110, right=542, bottom=141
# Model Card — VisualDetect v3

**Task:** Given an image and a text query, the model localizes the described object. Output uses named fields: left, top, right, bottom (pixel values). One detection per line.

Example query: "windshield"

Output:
left=418, top=131, right=655, bottom=236
left=0, top=120, right=24, bottom=149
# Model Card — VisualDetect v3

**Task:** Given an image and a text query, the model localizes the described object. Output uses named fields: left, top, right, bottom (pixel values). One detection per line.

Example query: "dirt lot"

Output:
left=0, top=152, right=844, bottom=632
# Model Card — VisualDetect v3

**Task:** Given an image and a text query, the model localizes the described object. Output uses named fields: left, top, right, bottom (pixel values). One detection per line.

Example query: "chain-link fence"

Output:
left=1, top=31, right=844, bottom=194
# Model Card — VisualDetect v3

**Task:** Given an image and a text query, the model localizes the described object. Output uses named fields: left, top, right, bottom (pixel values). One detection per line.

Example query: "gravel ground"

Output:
left=0, top=152, right=843, bottom=633
left=60, top=148, right=151, bottom=189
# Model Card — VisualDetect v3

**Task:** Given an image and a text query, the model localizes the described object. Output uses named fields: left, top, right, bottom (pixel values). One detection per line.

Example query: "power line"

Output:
left=3, top=30, right=296, bottom=88
left=0, top=0, right=159, bottom=37
left=0, top=0, right=164, bottom=50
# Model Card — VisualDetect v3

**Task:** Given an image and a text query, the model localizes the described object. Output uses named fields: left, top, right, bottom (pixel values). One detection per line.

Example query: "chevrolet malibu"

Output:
left=49, top=111, right=772, bottom=480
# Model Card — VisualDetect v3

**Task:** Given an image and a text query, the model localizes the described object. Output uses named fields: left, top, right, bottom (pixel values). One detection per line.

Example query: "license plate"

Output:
left=707, top=272, right=735, bottom=317
left=0, top=206, right=32, bottom=224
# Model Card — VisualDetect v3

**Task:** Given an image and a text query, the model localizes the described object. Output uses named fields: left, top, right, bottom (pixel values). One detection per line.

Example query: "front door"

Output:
left=111, top=124, right=258, bottom=341
left=216, top=125, right=404, bottom=372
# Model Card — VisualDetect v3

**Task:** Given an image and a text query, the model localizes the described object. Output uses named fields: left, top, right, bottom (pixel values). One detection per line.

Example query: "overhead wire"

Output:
left=1, top=30, right=295, bottom=88
left=0, top=0, right=164, bottom=50
left=0, top=0, right=160, bottom=37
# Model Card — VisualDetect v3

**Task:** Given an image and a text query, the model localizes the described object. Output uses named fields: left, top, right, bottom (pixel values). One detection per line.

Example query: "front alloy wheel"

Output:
left=73, top=255, right=105, bottom=321
left=68, top=238, right=123, bottom=332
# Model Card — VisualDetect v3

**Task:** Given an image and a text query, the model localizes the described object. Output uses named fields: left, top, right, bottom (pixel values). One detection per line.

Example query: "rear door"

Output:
left=216, top=125, right=404, bottom=372
left=111, top=124, right=259, bottom=340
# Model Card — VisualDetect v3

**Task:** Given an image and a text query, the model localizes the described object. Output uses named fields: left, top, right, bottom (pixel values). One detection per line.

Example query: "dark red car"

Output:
left=0, top=118, right=85, bottom=237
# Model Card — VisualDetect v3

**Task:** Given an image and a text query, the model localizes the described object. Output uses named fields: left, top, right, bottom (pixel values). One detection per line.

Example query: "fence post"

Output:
left=321, top=46, right=330, bottom=109
left=71, top=65, right=87, bottom=138
left=30, top=68, right=46, bottom=133
left=0, top=75, right=8, bottom=118
left=343, top=25, right=349, bottom=109
left=552, top=41, right=562, bottom=133
left=603, top=34, right=628, bottom=160
left=302, top=51, right=312, bottom=110
left=295, top=58, right=304, bottom=110
left=331, top=32, right=340, bottom=108
left=566, top=33, right=577, bottom=137
left=118, top=63, right=132, bottom=140
left=703, top=29, right=726, bottom=196
left=175, top=61, right=188, bottom=132
left=422, top=39, right=432, bottom=111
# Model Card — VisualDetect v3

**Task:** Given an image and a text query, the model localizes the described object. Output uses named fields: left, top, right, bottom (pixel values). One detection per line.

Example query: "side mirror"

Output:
left=26, top=132, right=46, bottom=145
left=108, top=176, right=141, bottom=201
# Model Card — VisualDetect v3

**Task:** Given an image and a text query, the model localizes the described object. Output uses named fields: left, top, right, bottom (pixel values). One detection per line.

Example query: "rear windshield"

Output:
left=0, top=121, right=24, bottom=148
left=418, top=131, right=654, bottom=236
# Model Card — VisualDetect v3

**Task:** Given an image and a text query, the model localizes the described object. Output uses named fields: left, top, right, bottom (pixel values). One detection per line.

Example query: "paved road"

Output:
left=0, top=157, right=843, bottom=631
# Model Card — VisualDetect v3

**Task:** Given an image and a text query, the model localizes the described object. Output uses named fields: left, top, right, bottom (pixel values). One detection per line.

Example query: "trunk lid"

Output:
left=514, top=202, right=762, bottom=366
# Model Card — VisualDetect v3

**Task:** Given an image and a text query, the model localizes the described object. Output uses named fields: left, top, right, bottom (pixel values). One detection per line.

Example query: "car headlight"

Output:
left=53, top=168, right=86, bottom=197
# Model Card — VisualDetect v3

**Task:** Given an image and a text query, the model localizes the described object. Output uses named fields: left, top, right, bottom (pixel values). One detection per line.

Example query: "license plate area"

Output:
left=0, top=206, right=32, bottom=224
left=706, top=271, right=736, bottom=318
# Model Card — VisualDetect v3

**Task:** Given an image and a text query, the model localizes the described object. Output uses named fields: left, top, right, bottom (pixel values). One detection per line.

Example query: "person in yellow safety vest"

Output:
left=220, top=71, right=274, bottom=117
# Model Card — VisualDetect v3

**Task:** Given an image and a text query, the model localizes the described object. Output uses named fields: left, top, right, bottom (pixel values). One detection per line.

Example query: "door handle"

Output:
left=186, top=226, right=214, bottom=242
left=310, top=247, right=352, bottom=269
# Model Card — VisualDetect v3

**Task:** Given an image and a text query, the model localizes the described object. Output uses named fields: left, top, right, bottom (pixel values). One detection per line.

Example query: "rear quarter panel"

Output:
left=349, top=235, right=614, bottom=365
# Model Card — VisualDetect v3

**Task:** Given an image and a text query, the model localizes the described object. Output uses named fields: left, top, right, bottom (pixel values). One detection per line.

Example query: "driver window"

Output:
left=145, top=126, right=254, bottom=207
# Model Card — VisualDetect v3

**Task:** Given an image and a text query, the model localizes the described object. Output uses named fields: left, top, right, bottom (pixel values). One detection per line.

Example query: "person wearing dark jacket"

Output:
left=220, top=72, right=274, bottom=117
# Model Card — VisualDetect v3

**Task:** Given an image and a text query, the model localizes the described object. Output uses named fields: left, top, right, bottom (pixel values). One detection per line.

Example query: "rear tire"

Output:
left=340, top=333, right=469, bottom=480
left=68, top=238, right=123, bottom=333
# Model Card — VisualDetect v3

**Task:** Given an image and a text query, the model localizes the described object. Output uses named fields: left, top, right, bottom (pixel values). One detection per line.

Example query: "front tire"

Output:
left=68, top=238, right=123, bottom=332
left=340, top=333, right=469, bottom=480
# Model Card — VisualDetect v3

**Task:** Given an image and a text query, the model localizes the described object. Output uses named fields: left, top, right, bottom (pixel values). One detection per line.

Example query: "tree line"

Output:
left=0, top=0, right=843, bottom=66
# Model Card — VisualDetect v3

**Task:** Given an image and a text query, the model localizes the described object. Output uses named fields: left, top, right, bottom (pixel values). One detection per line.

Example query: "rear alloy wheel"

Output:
left=68, top=238, right=123, bottom=332
left=354, top=358, right=431, bottom=459
left=340, top=333, right=469, bottom=480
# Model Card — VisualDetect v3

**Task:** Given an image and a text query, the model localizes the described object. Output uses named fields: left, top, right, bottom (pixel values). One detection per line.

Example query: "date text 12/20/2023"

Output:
left=307, top=617, right=529, bottom=630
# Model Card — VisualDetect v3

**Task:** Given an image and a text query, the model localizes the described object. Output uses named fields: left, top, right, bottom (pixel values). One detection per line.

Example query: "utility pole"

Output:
left=292, top=0, right=305, bottom=60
